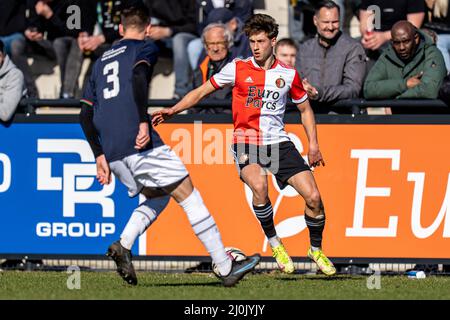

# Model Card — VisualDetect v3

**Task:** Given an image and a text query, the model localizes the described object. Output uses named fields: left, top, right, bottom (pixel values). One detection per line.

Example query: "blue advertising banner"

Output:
left=0, top=123, right=141, bottom=256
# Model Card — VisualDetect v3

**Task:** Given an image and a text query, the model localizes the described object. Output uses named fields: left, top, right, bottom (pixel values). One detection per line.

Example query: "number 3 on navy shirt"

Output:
left=103, top=61, right=120, bottom=99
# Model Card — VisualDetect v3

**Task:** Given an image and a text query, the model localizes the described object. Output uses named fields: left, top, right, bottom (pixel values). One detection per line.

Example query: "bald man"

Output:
left=364, top=20, right=446, bottom=101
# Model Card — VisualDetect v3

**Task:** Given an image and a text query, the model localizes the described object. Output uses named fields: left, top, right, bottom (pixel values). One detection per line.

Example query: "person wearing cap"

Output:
left=0, top=40, right=25, bottom=122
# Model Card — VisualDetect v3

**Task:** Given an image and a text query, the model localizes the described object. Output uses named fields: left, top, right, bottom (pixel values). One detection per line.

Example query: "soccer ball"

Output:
left=212, top=247, right=247, bottom=276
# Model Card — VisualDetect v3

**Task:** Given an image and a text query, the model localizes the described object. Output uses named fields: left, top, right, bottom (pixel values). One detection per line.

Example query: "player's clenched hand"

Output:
left=308, top=144, right=325, bottom=168
left=135, top=122, right=150, bottom=150
left=96, top=154, right=111, bottom=185
left=151, top=108, right=175, bottom=126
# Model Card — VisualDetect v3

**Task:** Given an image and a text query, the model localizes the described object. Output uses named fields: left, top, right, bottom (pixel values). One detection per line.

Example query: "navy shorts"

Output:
left=231, top=141, right=310, bottom=190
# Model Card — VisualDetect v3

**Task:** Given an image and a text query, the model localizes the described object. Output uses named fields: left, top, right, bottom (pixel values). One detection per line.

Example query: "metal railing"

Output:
left=17, top=98, right=450, bottom=115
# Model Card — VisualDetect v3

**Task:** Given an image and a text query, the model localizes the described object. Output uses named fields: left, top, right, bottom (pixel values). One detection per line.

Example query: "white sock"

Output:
left=311, top=246, right=321, bottom=252
left=268, top=236, right=281, bottom=248
left=120, top=196, right=169, bottom=250
left=179, top=189, right=232, bottom=276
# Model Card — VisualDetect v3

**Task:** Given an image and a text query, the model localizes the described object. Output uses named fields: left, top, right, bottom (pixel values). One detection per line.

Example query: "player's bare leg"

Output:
left=287, top=171, right=336, bottom=275
left=166, top=176, right=260, bottom=286
left=241, top=164, right=294, bottom=274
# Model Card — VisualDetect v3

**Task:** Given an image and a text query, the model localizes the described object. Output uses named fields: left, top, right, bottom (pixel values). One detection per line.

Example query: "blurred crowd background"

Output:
left=1, top=0, right=450, bottom=118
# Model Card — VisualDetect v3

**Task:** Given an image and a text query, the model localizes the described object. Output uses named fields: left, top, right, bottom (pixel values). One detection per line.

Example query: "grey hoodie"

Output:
left=0, top=55, right=25, bottom=122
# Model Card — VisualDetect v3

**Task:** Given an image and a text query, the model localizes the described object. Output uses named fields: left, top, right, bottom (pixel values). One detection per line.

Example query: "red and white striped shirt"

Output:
left=210, top=56, right=308, bottom=145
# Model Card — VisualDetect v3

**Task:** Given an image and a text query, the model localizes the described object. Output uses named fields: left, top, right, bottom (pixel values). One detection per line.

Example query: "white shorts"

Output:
left=109, top=145, right=189, bottom=197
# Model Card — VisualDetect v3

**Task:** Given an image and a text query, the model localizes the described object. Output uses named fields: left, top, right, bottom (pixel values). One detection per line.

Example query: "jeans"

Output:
left=437, top=34, right=450, bottom=73
left=0, top=33, right=25, bottom=56
left=53, top=37, right=84, bottom=98
left=173, top=32, right=198, bottom=97
left=10, top=38, right=56, bottom=98
left=187, top=38, right=204, bottom=70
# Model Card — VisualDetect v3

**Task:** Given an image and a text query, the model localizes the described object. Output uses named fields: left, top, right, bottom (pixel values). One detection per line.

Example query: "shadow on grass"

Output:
left=276, top=275, right=365, bottom=282
left=139, top=281, right=223, bottom=288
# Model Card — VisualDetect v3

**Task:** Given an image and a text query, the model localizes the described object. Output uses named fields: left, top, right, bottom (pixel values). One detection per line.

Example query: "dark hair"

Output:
left=315, top=0, right=340, bottom=16
left=275, top=38, right=298, bottom=53
left=244, top=14, right=279, bottom=39
left=0, top=40, right=4, bottom=55
left=121, top=6, right=150, bottom=31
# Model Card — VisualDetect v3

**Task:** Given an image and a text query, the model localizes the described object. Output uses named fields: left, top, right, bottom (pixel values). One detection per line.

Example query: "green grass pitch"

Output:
left=1, top=271, right=449, bottom=300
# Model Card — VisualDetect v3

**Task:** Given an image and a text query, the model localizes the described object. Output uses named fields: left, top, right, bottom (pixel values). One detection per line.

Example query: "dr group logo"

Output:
left=35, top=139, right=116, bottom=238
left=0, top=123, right=152, bottom=255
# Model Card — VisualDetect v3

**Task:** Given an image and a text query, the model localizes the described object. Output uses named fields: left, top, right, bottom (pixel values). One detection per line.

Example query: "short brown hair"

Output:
left=121, top=6, right=150, bottom=32
left=274, top=38, right=298, bottom=54
left=244, top=14, right=279, bottom=39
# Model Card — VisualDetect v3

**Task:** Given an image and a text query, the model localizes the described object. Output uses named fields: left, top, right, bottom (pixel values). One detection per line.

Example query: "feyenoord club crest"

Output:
left=275, top=77, right=285, bottom=88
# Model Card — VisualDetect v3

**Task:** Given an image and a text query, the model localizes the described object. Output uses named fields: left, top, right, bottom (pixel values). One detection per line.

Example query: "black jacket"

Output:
left=190, top=53, right=232, bottom=114
left=26, top=0, right=89, bottom=40
left=74, top=0, right=142, bottom=44
left=195, top=0, right=253, bottom=35
left=144, top=0, right=197, bottom=36
left=0, top=0, right=27, bottom=36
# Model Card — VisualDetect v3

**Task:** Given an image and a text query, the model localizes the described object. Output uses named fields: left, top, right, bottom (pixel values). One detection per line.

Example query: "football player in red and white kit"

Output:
left=152, top=14, right=336, bottom=276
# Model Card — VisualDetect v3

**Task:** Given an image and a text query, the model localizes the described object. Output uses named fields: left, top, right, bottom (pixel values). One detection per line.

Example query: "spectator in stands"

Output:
left=11, top=0, right=89, bottom=98
left=0, top=40, right=25, bottom=122
left=274, top=38, right=298, bottom=113
left=195, top=0, right=253, bottom=35
left=275, top=38, right=298, bottom=67
left=364, top=21, right=446, bottom=100
left=79, top=0, right=142, bottom=92
left=288, top=1, right=304, bottom=45
left=294, top=0, right=345, bottom=42
left=187, top=5, right=253, bottom=78
left=0, top=0, right=27, bottom=56
left=189, top=23, right=233, bottom=114
left=11, top=0, right=61, bottom=98
left=33, top=0, right=88, bottom=99
left=423, top=0, right=450, bottom=73
left=142, top=0, right=198, bottom=100
left=359, top=0, right=425, bottom=67
left=296, top=1, right=366, bottom=113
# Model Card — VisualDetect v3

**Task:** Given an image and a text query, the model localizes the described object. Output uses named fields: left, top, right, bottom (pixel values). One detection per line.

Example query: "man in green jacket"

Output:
left=364, top=21, right=446, bottom=100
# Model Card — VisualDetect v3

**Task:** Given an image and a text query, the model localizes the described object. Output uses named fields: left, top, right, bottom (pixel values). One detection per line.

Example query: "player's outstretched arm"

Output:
left=152, top=80, right=217, bottom=126
left=296, top=99, right=325, bottom=168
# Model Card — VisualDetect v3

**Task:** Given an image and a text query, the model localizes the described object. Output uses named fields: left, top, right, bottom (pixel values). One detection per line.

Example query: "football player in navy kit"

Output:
left=79, top=6, right=260, bottom=287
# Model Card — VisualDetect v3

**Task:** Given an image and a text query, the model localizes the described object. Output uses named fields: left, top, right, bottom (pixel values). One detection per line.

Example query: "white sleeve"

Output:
left=210, top=60, right=236, bottom=89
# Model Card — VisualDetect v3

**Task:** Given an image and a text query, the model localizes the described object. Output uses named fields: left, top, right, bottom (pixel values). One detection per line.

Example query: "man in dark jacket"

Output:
left=195, top=0, right=253, bottom=35
left=9, top=0, right=82, bottom=98
left=143, top=0, right=198, bottom=99
left=296, top=1, right=366, bottom=113
left=78, top=0, right=143, bottom=93
left=364, top=21, right=446, bottom=100
left=26, top=0, right=93, bottom=98
left=0, top=0, right=27, bottom=56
